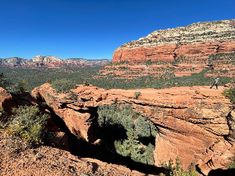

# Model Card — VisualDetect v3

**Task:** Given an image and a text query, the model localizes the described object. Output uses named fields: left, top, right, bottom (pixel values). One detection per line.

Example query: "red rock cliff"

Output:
left=113, top=20, right=235, bottom=63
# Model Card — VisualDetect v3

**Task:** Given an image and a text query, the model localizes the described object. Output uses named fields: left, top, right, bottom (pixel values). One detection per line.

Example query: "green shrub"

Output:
left=134, top=91, right=141, bottom=99
left=97, top=104, right=157, bottom=165
left=7, top=106, right=49, bottom=146
left=172, top=55, right=186, bottom=65
left=163, top=158, right=197, bottom=176
left=135, top=115, right=157, bottom=138
left=229, top=156, right=235, bottom=169
left=208, top=52, right=235, bottom=65
left=51, top=78, right=76, bottom=93
left=146, top=59, right=153, bottom=66
left=9, top=79, right=28, bottom=94
left=0, top=72, right=11, bottom=90
left=0, top=121, right=4, bottom=130
left=0, top=108, right=6, bottom=130
left=223, top=87, right=235, bottom=104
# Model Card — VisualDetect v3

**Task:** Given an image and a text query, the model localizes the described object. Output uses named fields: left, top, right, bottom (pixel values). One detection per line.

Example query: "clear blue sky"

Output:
left=0, top=0, right=234, bottom=59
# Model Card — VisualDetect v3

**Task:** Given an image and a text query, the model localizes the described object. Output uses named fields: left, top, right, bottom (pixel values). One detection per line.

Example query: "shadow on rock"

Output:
left=208, top=168, right=235, bottom=176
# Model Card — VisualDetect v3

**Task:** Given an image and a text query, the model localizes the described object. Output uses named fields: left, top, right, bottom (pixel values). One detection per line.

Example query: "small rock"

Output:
left=34, top=152, right=44, bottom=161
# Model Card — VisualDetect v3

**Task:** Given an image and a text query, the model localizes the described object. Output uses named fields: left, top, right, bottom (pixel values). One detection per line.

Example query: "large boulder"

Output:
left=0, top=87, right=13, bottom=112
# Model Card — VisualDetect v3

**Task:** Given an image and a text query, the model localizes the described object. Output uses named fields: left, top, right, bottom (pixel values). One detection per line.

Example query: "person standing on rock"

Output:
left=210, top=77, right=220, bottom=89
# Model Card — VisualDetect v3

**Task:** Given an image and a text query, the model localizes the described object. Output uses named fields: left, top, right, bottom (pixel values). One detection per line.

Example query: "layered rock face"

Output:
left=113, top=20, right=235, bottom=63
left=98, top=20, right=235, bottom=79
left=32, top=83, right=235, bottom=175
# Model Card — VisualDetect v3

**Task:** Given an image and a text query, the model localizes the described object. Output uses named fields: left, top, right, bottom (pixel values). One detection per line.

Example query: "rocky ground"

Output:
left=0, top=132, right=144, bottom=176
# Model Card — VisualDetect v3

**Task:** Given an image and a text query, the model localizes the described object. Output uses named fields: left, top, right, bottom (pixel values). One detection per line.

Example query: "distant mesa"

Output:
left=0, top=55, right=110, bottom=68
left=32, top=55, right=62, bottom=63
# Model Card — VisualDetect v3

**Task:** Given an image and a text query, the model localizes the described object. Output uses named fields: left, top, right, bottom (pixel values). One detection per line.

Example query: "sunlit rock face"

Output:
left=113, top=19, right=235, bottom=63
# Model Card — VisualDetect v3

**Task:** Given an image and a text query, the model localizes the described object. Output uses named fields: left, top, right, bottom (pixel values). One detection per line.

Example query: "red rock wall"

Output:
left=113, top=41, right=235, bottom=63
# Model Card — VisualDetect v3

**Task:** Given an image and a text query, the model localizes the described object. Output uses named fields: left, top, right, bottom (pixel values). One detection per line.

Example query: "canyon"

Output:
left=0, top=19, right=235, bottom=176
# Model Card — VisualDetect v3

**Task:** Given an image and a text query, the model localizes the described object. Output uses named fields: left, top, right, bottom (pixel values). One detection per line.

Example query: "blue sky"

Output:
left=0, top=0, right=234, bottom=59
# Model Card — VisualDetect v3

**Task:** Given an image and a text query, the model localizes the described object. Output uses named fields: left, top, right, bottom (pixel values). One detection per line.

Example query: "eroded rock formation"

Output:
left=32, top=83, right=235, bottom=175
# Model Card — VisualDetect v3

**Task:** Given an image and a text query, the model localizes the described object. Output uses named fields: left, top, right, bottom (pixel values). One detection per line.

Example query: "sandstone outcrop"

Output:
left=113, top=20, right=235, bottom=63
left=32, top=83, right=235, bottom=175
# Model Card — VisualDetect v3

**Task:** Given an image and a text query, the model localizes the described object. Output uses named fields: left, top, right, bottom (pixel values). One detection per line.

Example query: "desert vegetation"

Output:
left=223, top=86, right=235, bottom=104
left=51, top=78, right=76, bottom=93
left=0, top=66, right=233, bottom=93
left=208, top=52, right=235, bottom=64
left=2, top=106, right=49, bottom=146
left=97, top=104, right=157, bottom=165
left=161, top=158, right=197, bottom=176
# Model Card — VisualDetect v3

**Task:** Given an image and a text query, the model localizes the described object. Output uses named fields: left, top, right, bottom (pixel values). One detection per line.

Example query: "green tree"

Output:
left=97, top=104, right=158, bottom=165
left=0, top=73, right=11, bottom=89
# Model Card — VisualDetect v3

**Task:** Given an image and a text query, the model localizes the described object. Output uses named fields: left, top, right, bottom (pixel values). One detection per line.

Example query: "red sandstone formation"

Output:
left=32, top=83, right=235, bottom=175
left=0, top=88, right=12, bottom=109
left=113, top=20, right=235, bottom=63
left=0, top=87, right=15, bottom=113
left=113, top=41, right=235, bottom=63
left=101, top=20, right=235, bottom=79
